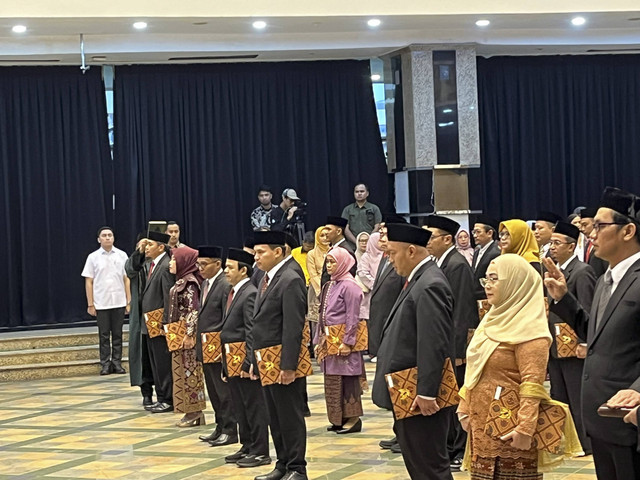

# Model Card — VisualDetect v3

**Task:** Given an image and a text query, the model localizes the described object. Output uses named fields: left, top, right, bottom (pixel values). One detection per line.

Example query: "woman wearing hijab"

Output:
left=306, top=226, right=331, bottom=324
left=167, top=246, right=206, bottom=427
left=456, top=229, right=475, bottom=265
left=355, top=231, right=370, bottom=263
left=498, top=219, right=543, bottom=276
left=457, top=254, right=581, bottom=479
left=314, top=247, right=365, bottom=434
left=356, top=232, right=384, bottom=353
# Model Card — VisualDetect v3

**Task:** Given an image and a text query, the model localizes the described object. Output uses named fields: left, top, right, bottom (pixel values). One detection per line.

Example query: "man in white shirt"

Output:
left=82, top=226, right=131, bottom=376
left=471, top=215, right=501, bottom=300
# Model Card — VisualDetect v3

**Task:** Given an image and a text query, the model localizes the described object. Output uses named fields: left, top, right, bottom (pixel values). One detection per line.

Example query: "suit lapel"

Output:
left=143, top=254, right=166, bottom=294
left=225, top=282, right=248, bottom=319
left=254, top=264, right=286, bottom=314
left=381, top=262, right=429, bottom=335
left=371, top=261, right=393, bottom=296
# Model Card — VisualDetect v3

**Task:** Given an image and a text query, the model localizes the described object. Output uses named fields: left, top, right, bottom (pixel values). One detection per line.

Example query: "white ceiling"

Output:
left=0, top=12, right=639, bottom=65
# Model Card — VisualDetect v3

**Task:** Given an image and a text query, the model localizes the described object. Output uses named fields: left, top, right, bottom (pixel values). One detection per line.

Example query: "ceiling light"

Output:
left=12, top=25, right=27, bottom=33
left=475, top=19, right=490, bottom=27
left=133, top=21, right=147, bottom=30
left=571, top=16, right=586, bottom=26
left=371, top=74, right=381, bottom=81
left=252, top=20, right=267, bottom=30
left=367, top=19, right=381, bottom=28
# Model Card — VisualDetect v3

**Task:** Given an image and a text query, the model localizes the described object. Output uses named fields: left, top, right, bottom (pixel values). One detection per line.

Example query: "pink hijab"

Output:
left=327, top=247, right=357, bottom=284
left=357, top=232, right=384, bottom=290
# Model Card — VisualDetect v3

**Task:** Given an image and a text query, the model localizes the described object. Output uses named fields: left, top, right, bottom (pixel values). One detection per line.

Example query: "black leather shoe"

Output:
left=282, top=472, right=308, bottom=480
left=144, top=401, right=159, bottom=411
left=390, top=443, right=402, bottom=454
left=254, top=468, right=286, bottom=480
left=100, top=364, right=111, bottom=375
left=112, top=364, right=126, bottom=374
left=379, top=436, right=397, bottom=449
left=149, top=402, right=173, bottom=413
left=225, top=449, right=248, bottom=463
left=142, top=396, right=153, bottom=406
left=303, top=406, right=311, bottom=417
left=237, top=454, right=272, bottom=468
left=326, top=424, right=342, bottom=431
left=199, top=430, right=221, bottom=442
left=450, top=456, right=463, bottom=472
left=336, top=418, right=362, bottom=434
left=209, top=433, right=238, bottom=447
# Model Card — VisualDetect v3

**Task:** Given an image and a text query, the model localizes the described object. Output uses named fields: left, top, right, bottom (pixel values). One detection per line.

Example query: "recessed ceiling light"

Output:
left=12, top=25, right=27, bottom=33
left=367, top=19, right=381, bottom=28
left=133, top=21, right=147, bottom=30
left=571, top=16, right=586, bottom=26
left=475, top=19, right=490, bottom=27
left=252, top=20, right=267, bottom=30
left=371, top=74, right=381, bottom=81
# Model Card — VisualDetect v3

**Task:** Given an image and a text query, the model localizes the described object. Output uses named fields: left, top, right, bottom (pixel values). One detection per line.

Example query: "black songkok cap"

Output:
left=382, top=213, right=407, bottom=224
left=147, top=231, right=171, bottom=244
left=227, top=247, right=255, bottom=266
left=536, top=211, right=563, bottom=224
left=474, top=214, right=499, bottom=232
left=553, top=221, right=580, bottom=241
left=285, top=233, right=299, bottom=249
left=197, top=245, right=223, bottom=259
left=244, top=237, right=256, bottom=249
left=424, top=215, right=460, bottom=237
left=326, top=216, right=348, bottom=229
left=580, top=207, right=598, bottom=219
left=386, top=223, right=432, bottom=246
left=254, top=231, right=287, bottom=246
left=600, top=186, right=640, bottom=224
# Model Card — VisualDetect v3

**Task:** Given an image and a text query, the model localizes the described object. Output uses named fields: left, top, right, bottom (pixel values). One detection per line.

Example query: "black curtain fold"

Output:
left=0, top=67, right=112, bottom=328
left=477, top=54, right=640, bottom=219
left=112, top=61, right=388, bottom=249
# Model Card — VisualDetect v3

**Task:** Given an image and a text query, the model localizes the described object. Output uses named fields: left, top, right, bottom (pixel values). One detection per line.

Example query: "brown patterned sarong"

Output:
left=470, top=456, right=541, bottom=480
left=324, top=374, right=363, bottom=427
left=171, top=348, right=206, bottom=414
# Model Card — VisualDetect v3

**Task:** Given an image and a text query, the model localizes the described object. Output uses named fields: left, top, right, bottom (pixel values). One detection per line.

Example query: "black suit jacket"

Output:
left=250, top=262, right=307, bottom=371
left=548, top=256, right=596, bottom=358
left=440, top=248, right=480, bottom=359
left=321, top=240, right=357, bottom=286
left=196, top=272, right=232, bottom=361
left=588, top=252, right=609, bottom=279
left=367, top=257, right=405, bottom=356
left=285, top=256, right=306, bottom=283
left=220, top=280, right=257, bottom=373
left=472, top=241, right=501, bottom=300
left=372, top=260, right=454, bottom=411
left=550, top=257, right=640, bottom=446
left=140, top=253, right=175, bottom=332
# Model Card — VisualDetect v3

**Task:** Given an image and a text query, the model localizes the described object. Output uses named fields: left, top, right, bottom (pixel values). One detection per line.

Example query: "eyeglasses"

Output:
left=471, top=229, right=484, bottom=235
left=479, top=277, right=499, bottom=288
left=498, top=231, right=510, bottom=239
left=196, top=262, right=212, bottom=269
left=428, top=233, right=448, bottom=241
left=593, top=222, right=628, bottom=233
left=549, top=240, right=574, bottom=247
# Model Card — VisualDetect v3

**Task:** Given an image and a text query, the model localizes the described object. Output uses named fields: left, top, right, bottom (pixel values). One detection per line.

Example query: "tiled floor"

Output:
left=0, top=362, right=596, bottom=480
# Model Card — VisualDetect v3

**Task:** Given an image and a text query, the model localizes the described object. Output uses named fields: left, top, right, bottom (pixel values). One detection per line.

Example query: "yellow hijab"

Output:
left=499, top=219, right=540, bottom=264
left=307, top=226, right=331, bottom=267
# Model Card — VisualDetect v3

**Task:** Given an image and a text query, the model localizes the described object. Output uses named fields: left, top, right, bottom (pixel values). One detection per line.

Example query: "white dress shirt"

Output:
left=81, top=246, right=128, bottom=309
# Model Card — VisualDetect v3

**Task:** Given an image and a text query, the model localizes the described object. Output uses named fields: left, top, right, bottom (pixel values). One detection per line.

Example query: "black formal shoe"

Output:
left=379, top=436, right=397, bottom=449
left=144, top=401, right=159, bottom=411
left=237, top=454, right=272, bottom=468
left=326, top=424, right=342, bottom=431
left=100, top=364, right=111, bottom=376
left=149, top=402, right=173, bottom=413
left=282, top=472, right=308, bottom=480
left=142, top=396, right=154, bottom=406
left=112, top=364, right=126, bottom=374
left=225, top=449, right=249, bottom=463
left=390, top=443, right=402, bottom=454
left=254, top=468, right=286, bottom=480
left=303, top=406, right=311, bottom=417
left=336, top=418, right=362, bottom=434
left=450, top=456, right=463, bottom=472
left=209, top=433, right=238, bottom=447
left=199, top=430, right=221, bottom=442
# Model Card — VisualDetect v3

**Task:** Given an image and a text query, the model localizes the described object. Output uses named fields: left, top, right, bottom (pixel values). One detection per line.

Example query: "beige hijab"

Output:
left=462, top=253, right=551, bottom=394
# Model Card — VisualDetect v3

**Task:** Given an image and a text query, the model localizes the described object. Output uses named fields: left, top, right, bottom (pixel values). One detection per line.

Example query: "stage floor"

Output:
left=0, top=361, right=596, bottom=479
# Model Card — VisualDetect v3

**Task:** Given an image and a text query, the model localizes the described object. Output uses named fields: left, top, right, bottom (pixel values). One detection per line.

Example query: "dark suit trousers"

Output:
left=96, top=307, right=125, bottom=366
left=394, top=407, right=453, bottom=480
left=145, top=334, right=173, bottom=404
left=263, top=378, right=307, bottom=474
left=228, top=377, right=269, bottom=456
left=139, top=331, right=155, bottom=398
left=548, top=356, right=591, bottom=453
left=591, top=436, right=640, bottom=480
left=447, top=364, right=467, bottom=460
left=203, top=362, right=237, bottom=435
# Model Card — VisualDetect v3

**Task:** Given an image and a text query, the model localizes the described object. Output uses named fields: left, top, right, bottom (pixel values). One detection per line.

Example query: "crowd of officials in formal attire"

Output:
left=82, top=184, right=640, bottom=480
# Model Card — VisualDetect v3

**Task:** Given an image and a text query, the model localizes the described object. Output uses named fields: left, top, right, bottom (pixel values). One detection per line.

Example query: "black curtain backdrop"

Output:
left=112, top=61, right=388, bottom=250
left=477, top=54, right=640, bottom=220
left=0, top=67, right=112, bottom=328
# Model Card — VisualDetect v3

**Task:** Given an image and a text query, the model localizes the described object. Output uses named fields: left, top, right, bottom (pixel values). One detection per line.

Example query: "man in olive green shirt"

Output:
left=341, top=183, right=382, bottom=246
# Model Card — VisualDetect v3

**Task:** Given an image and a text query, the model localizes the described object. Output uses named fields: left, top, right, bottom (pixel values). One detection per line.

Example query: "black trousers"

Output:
left=447, top=364, right=467, bottom=460
left=96, top=307, right=125, bottom=367
left=591, top=436, right=640, bottom=480
left=139, top=333, right=155, bottom=398
left=548, top=356, right=591, bottom=452
left=144, top=334, right=173, bottom=404
left=203, top=362, right=237, bottom=436
left=228, top=376, right=269, bottom=456
left=263, top=377, right=307, bottom=474
left=394, top=407, right=453, bottom=480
